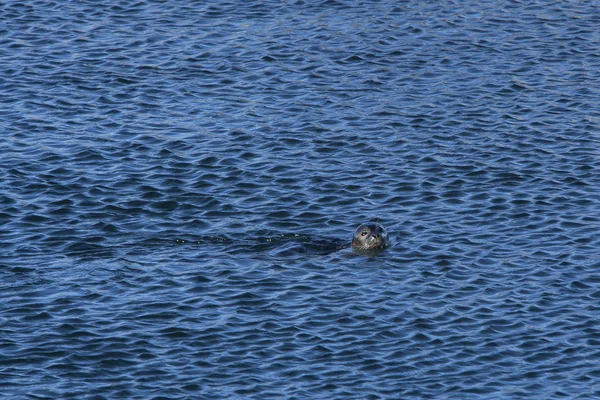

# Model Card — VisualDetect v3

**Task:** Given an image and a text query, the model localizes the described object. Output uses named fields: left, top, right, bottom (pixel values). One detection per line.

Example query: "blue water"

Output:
left=2, top=1, right=600, bottom=399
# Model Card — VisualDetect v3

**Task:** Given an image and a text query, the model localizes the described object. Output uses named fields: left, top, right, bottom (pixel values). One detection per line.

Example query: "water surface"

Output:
left=1, top=1, right=600, bottom=399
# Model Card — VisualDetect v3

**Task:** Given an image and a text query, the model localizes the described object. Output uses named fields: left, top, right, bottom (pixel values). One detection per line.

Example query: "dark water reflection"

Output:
left=1, top=0, right=599, bottom=398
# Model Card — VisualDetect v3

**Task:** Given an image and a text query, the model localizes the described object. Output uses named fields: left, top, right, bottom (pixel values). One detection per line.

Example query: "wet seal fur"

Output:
left=351, top=223, right=390, bottom=255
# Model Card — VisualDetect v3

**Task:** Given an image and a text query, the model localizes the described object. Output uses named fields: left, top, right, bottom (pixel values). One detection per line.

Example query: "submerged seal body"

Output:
left=351, top=223, right=390, bottom=255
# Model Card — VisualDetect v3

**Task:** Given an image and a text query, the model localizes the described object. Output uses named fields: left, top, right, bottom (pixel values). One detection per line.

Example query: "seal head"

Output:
left=351, top=223, right=390, bottom=255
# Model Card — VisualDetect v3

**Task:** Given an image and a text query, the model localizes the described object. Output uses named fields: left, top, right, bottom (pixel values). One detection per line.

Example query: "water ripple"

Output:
left=1, top=0, right=600, bottom=398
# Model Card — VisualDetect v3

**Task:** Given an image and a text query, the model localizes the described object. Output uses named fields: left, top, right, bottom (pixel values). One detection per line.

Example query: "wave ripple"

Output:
left=1, top=0, right=599, bottom=399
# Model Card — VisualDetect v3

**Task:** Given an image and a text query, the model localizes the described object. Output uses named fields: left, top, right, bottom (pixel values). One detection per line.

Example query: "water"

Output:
left=1, top=0, right=600, bottom=398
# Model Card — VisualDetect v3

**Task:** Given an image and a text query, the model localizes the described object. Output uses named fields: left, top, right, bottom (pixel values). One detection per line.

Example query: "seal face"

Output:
left=351, top=223, right=390, bottom=254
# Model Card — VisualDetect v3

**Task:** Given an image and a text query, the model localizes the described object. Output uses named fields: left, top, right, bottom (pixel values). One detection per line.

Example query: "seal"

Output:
left=351, top=223, right=390, bottom=254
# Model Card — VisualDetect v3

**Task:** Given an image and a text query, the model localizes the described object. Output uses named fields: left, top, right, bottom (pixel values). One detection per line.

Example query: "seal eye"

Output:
left=361, top=231, right=368, bottom=237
